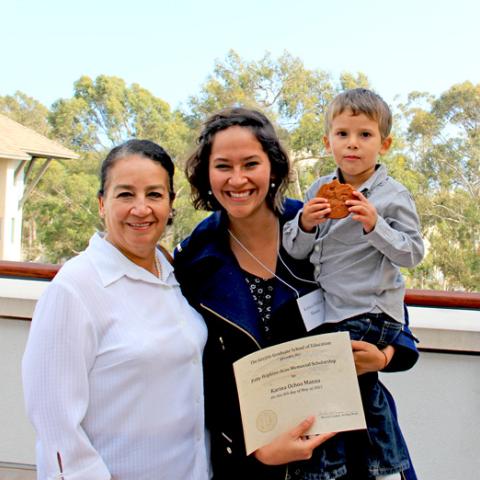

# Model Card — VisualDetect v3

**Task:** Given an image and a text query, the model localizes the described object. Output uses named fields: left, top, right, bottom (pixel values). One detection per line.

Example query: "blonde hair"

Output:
left=325, top=88, right=392, bottom=140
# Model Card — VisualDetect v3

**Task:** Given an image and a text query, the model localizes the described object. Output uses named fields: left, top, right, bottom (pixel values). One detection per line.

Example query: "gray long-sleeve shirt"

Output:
left=283, top=164, right=424, bottom=324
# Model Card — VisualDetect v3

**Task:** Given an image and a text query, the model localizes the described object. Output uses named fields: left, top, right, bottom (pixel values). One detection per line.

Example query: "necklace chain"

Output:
left=227, top=222, right=316, bottom=296
left=154, top=253, right=162, bottom=278
left=227, top=224, right=279, bottom=279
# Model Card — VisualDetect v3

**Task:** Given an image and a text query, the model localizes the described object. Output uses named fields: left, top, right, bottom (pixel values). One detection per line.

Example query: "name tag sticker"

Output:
left=297, top=289, right=325, bottom=332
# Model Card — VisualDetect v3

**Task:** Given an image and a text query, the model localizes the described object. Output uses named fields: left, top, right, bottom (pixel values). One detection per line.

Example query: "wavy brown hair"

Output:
left=185, top=107, right=290, bottom=214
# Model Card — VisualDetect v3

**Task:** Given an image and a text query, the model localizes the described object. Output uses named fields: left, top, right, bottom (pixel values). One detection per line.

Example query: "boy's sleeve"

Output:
left=282, top=180, right=324, bottom=258
left=383, top=305, right=419, bottom=372
left=282, top=210, right=318, bottom=259
left=365, top=191, right=424, bottom=267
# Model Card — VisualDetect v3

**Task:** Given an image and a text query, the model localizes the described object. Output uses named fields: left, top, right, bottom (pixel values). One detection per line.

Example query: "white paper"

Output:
left=297, top=288, right=325, bottom=331
left=233, top=332, right=366, bottom=454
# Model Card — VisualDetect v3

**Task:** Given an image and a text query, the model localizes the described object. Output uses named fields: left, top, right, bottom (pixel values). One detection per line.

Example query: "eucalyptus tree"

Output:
left=0, top=91, right=50, bottom=136
left=186, top=49, right=372, bottom=198
left=21, top=75, right=191, bottom=263
left=400, top=82, right=480, bottom=290
left=50, top=75, right=190, bottom=158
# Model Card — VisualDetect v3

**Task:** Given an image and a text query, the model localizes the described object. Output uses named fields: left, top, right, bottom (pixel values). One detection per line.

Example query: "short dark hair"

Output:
left=325, top=88, right=392, bottom=140
left=185, top=107, right=290, bottom=214
left=98, top=139, right=175, bottom=202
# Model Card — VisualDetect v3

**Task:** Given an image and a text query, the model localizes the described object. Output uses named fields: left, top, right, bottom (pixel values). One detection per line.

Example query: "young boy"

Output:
left=283, top=88, right=424, bottom=479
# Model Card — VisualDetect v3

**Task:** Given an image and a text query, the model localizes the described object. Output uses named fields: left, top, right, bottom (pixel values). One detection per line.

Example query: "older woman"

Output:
left=174, top=108, right=418, bottom=480
left=22, top=140, right=210, bottom=480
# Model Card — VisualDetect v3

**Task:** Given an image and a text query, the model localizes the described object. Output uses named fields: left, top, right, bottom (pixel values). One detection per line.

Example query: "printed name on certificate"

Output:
left=233, top=331, right=366, bottom=454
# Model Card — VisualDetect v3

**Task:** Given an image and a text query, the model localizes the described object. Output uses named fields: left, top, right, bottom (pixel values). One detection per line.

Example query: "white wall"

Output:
left=381, top=352, right=480, bottom=480
left=0, top=279, right=47, bottom=467
left=0, top=317, right=36, bottom=466
left=0, top=159, right=24, bottom=261
left=1, top=278, right=479, bottom=477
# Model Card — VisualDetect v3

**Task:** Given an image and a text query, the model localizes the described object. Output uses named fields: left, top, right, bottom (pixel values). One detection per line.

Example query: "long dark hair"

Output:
left=185, top=107, right=290, bottom=214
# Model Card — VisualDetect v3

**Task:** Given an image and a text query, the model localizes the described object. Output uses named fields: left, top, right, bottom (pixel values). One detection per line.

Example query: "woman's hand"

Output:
left=351, top=341, right=395, bottom=375
left=253, top=416, right=336, bottom=465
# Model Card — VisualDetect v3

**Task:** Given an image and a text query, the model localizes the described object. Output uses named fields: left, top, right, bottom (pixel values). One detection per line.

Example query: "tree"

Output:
left=0, top=91, right=50, bottom=136
left=400, top=82, right=480, bottom=290
left=163, top=169, right=209, bottom=251
left=187, top=50, right=335, bottom=153
left=22, top=157, right=101, bottom=263
left=50, top=75, right=190, bottom=158
left=187, top=50, right=372, bottom=198
left=12, top=59, right=479, bottom=292
left=21, top=76, right=192, bottom=262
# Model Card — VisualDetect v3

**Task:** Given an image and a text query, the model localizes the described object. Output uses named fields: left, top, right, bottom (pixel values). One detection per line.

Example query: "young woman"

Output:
left=174, top=108, right=418, bottom=480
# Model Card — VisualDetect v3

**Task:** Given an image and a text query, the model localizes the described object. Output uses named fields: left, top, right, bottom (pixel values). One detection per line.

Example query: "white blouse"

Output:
left=22, top=233, right=210, bottom=480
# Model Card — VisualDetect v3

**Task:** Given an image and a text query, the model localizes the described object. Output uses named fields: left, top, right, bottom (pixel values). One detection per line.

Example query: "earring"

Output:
left=208, top=190, right=212, bottom=195
left=270, top=182, right=276, bottom=189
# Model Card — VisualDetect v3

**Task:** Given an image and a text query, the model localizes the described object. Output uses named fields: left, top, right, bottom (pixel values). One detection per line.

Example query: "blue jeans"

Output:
left=293, top=313, right=411, bottom=479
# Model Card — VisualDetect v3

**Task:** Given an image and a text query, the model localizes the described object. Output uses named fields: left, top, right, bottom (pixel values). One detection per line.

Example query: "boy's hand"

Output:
left=300, top=198, right=331, bottom=232
left=346, top=191, right=377, bottom=233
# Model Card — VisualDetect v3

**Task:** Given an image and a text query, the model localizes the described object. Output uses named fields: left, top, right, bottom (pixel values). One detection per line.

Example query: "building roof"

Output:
left=0, top=114, right=79, bottom=161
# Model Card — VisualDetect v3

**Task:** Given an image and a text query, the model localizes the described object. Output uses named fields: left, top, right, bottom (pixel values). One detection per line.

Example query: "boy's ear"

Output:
left=380, top=136, right=393, bottom=154
left=323, top=135, right=331, bottom=152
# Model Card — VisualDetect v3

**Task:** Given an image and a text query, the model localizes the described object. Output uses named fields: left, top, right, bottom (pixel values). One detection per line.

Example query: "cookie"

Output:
left=316, top=179, right=355, bottom=219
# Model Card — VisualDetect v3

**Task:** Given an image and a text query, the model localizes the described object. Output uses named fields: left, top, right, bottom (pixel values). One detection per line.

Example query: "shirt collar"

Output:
left=86, top=232, right=178, bottom=288
left=333, top=164, right=387, bottom=194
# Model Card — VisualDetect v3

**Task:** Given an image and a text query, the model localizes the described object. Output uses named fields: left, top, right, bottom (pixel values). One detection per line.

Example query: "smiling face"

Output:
left=98, top=154, right=172, bottom=267
left=323, top=109, right=392, bottom=188
left=208, top=126, right=272, bottom=221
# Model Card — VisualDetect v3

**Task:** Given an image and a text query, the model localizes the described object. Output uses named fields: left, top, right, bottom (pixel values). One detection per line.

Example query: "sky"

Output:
left=2, top=0, right=479, bottom=111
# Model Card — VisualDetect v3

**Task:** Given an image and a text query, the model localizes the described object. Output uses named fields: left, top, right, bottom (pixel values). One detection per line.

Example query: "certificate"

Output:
left=233, top=331, right=366, bottom=454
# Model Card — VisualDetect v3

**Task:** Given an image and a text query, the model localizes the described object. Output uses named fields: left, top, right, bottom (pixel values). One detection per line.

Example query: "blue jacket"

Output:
left=174, top=198, right=418, bottom=480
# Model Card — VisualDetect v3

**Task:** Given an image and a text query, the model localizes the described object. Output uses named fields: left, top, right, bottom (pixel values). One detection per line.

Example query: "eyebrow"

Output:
left=113, top=184, right=166, bottom=191
left=333, top=126, right=376, bottom=132
left=211, top=155, right=261, bottom=162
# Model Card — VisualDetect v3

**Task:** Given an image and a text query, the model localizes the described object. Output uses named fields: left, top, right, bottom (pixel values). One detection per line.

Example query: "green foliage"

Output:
left=19, top=75, right=194, bottom=262
left=426, top=203, right=479, bottom=291
left=163, top=170, right=209, bottom=251
left=49, top=96, right=98, bottom=151
left=0, top=91, right=50, bottom=136
left=6, top=52, right=478, bottom=291
left=339, top=72, right=370, bottom=91
left=22, top=160, right=101, bottom=263
left=187, top=50, right=337, bottom=160
left=399, top=82, right=480, bottom=290
left=49, top=75, right=190, bottom=158
left=127, top=84, right=191, bottom=159
left=186, top=50, right=371, bottom=201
